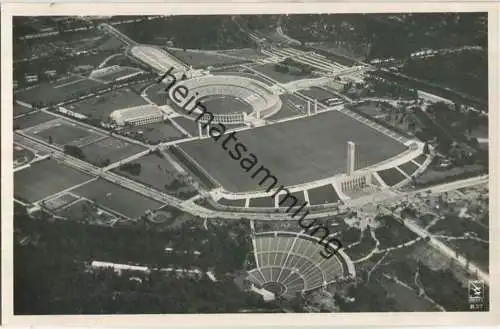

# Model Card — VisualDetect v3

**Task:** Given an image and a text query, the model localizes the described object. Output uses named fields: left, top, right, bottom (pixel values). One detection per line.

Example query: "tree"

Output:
left=63, top=145, right=85, bottom=160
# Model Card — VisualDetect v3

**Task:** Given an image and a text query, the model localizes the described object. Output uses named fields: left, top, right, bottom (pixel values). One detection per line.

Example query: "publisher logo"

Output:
left=468, top=280, right=484, bottom=306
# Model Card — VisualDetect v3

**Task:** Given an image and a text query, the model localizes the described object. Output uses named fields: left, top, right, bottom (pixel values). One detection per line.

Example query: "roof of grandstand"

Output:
left=110, top=104, right=163, bottom=123
left=170, top=75, right=282, bottom=119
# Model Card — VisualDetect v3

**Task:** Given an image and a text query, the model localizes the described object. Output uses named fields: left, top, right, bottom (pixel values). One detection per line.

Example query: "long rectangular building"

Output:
left=110, top=104, right=165, bottom=126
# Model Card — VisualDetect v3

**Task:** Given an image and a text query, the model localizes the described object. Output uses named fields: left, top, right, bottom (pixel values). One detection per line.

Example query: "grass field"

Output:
left=377, top=167, right=407, bottom=186
left=25, top=119, right=104, bottom=148
left=112, top=153, right=189, bottom=193
left=251, top=63, right=312, bottom=83
left=44, top=193, right=80, bottom=211
left=15, top=77, right=104, bottom=105
left=73, top=178, right=163, bottom=218
left=119, top=120, right=187, bottom=144
left=307, top=184, right=340, bottom=205
left=145, top=84, right=169, bottom=106
left=170, top=117, right=199, bottom=136
left=81, top=137, right=146, bottom=167
left=249, top=196, right=274, bottom=208
left=96, top=67, right=143, bottom=83
left=278, top=190, right=307, bottom=208
left=211, top=71, right=275, bottom=86
left=13, top=145, right=35, bottom=167
left=200, top=95, right=253, bottom=114
left=55, top=199, right=117, bottom=224
left=267, top=93, right=306, bottom=120
left=165, top=49, right=248, bottom=68
left=399, top=161, right=420, bottom=176
left=14, top=159, right=93, bottom=203
left=217, top=198, right=246, bottom=207
left=14, top=103, right=34, bottom=117
left=180, top=110, right=407, bottom=192
left=14, top=111, right=57, bottom=130
left=66, top=87, right=148, bottom=120
left=299, top=87, right=339, bottom=103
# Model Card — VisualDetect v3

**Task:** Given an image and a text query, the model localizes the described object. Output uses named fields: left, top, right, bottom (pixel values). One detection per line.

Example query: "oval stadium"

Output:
left=246, top=232, right=355, bottom=300
left=168, top=75, right=282, bottom=124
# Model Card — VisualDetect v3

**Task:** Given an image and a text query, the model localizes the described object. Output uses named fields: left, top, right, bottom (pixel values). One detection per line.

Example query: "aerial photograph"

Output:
left=12, top=13, right=489, bottom=314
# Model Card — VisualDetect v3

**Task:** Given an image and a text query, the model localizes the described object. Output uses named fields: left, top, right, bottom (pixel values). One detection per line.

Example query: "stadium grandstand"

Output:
left=246, top=232, right=355, bottom=300
left=110, top=104, right=165, bottom=126
left=170, top=75, right=282, bottom=124
left=130, top=45, right=188, bottom=74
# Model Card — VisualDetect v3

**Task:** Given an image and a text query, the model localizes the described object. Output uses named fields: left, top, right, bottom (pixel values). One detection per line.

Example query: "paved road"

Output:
left=16, top=132, right=488, bottom=224
left=404, top=218, right=490, bottom=284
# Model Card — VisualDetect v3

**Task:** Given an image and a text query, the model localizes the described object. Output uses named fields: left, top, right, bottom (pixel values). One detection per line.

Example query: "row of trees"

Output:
left=117, top=16, right=254, bottom=50
left=14, top=207, right=264, bottom=314
left=274, top=58, right=313, bottom=76
left=283, top=13, right=486, bottom=60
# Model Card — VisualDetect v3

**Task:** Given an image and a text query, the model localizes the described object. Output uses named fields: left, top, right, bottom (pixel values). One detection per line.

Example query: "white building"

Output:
left=110, top=105, right=165, bottom=126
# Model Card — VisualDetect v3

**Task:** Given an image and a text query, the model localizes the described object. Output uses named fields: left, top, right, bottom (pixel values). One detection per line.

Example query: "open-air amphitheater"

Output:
left=246, top=232, right=355, bottom=300
left=168, top=75, right=283, bottom=124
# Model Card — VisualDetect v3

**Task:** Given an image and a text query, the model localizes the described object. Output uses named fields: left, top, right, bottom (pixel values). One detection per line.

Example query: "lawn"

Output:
left=119, top=120, right=187, bottom=144
left=377, top=167, right=407, bottom=186
left=55, top=199, right=117, bottom=224
left=13, top=145, right=35, bottom=167
left=14, top=103, right=34, bottom=117
left=398, top=161, right=420, bottom=176
left=145, top=84, right=169, bottom=106
left=73, top=178, right=163, bottom=219
left=212, top=71, right=275, bottom=86
left=96, top=66, right=143, bottom=83
left=15, top=77, right=104, bottom=105
left=14, top=159, right=93, bottom=203
left=200, top=95, right=253, bottom=115
left=251, top=63, right=312, bottom=83
left=170, top=116, right=200, bottom=136
left=217, top=198, right=246, bottom=207
left=81, top=137, right=146, bottom=167
left=66, top=87, right=148, bottom=120
left=307, top=184, right=340, bottom=205
left=112, top=152, right=194, bottom=196
left=14, top=111, right=57, bottom=130
left=278, top=190, right=307, bottom=208
left=25, top=119, right=104, bottom=148
left=249, top=196, right=275, bottom=208
left=166, top=49, right=248, bottom=68
left=267, top=93, right=306, bottom=120
left=180, top=110, right=407, bottom=192
left=299, top=87, right=339, bottom=103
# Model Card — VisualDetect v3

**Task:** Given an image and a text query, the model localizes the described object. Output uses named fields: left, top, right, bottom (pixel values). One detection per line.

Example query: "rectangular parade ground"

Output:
left=179, top=110, right=407, bottom=192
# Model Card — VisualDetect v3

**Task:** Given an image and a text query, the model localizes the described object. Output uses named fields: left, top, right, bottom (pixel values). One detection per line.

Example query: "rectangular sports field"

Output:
left=14, top=103, right=34, bottom=117
left=15, top=77, right=104, bottom=105
left=81, top=137, right=146, bottom=167
left=14, top=159, right=94, bottom=203
left=299, top=87, right=339, bottom=103
left=268, top=93, right=307, bottom=120
left=97, top=67, right=143, bottom=83
left=112, top=153, right=180, bottom=191
left=73, top=178, right=163, bottom=218
left=180, top=110, right=407, bottom=192
left=166, top=49, right=247, bottom=68
left=251, top=63, right=314, bottom=83
left=120, top=121, right=187, bottom=144
left=66, top=87, right=148, bottom=120
left=24, top=119, right=105, bottom=148
left=14, top=111, right=57, bottom=130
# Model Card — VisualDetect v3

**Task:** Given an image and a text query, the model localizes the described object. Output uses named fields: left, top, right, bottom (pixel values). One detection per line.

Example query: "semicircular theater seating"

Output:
left=246, top=232, right=350, bottom=299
